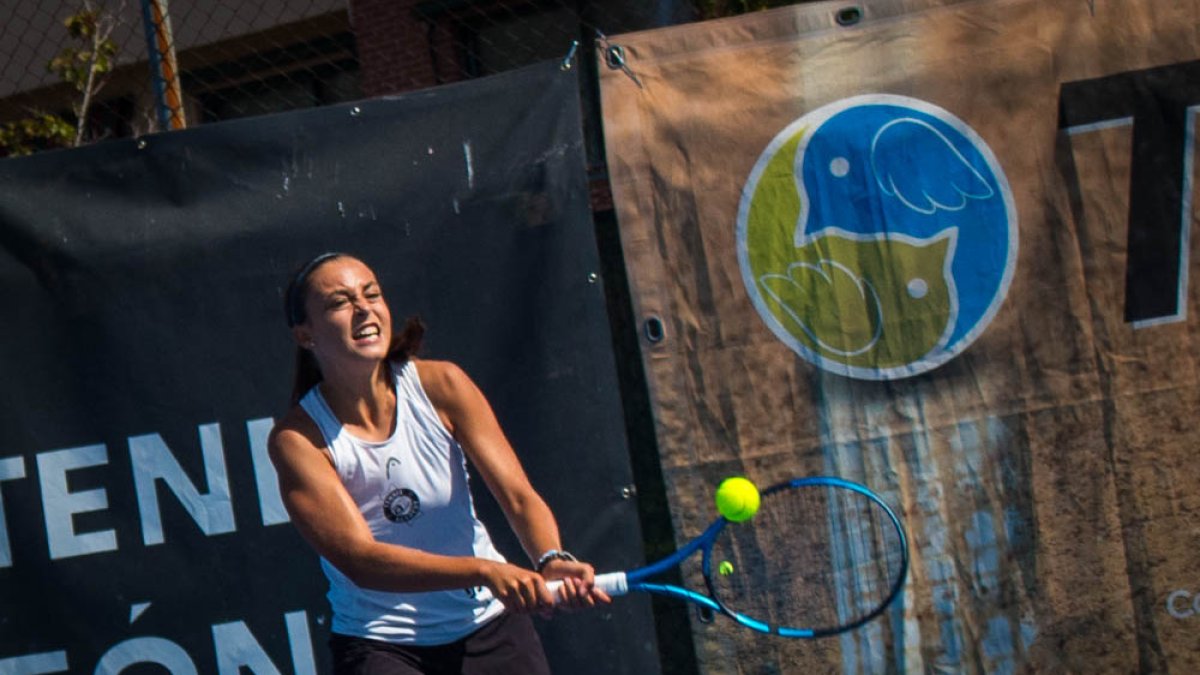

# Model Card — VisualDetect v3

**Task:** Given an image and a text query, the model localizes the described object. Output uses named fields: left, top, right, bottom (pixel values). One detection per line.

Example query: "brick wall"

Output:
left=348, top=0, right=442, bottom=96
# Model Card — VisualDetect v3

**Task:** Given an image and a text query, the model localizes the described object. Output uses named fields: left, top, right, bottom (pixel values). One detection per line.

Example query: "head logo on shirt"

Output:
left=736, top=94, right=1017, bottom=379
left=382, top=458, right=422, bottom=524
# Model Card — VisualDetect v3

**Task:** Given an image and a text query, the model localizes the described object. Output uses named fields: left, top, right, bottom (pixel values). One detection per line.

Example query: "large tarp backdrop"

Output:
left=600, top=0, right=1200, bottom=672
left=0, top=60, right=660, bottom=674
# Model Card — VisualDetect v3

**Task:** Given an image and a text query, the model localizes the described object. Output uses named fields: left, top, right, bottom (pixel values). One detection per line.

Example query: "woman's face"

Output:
left=296, top=257, right=392, bottom=365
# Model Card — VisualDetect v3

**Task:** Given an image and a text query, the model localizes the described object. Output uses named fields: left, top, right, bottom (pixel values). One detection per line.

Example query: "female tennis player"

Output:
left=268, top=252, right=608, bottom=674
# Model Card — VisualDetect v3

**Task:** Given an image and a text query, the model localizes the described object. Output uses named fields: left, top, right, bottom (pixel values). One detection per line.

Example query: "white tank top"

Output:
left=299, top=359, right=506, bottom=644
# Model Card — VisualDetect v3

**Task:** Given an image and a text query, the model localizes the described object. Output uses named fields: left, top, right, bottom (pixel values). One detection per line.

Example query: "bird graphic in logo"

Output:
left=736, top=95, right=1017, bottom=379
left=381, top=458, right=421, bottom=524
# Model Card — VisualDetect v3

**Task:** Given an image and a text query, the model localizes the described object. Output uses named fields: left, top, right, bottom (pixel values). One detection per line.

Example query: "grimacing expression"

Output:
left=298, top=257, right=392, bottom=363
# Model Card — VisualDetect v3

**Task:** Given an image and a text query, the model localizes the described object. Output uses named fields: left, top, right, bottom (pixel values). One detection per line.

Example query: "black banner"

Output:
left=0, top=60, right=658, bottom=674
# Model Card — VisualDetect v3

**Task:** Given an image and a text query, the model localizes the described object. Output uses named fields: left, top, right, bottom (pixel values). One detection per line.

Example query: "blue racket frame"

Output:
left=622, top=476, right=909, bottom=638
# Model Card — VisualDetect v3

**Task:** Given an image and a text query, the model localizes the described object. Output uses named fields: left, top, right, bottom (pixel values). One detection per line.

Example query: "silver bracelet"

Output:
left=535, top=548, right=578, bottom=572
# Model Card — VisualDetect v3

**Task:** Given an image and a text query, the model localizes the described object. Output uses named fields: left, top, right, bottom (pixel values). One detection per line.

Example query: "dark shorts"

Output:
left=329, top=612, right=551, bottom=675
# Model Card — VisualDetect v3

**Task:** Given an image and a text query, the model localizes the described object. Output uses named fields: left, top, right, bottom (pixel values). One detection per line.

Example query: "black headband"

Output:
left=285, top=251, right=345, bottom=327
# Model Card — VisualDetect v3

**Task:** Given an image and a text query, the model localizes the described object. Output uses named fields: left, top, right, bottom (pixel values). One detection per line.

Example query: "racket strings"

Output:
left=709, top=483, right=906, bottom=633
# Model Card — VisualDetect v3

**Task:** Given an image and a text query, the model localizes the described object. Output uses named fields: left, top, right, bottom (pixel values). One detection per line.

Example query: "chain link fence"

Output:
left=0, top=0, right=804, bottom=159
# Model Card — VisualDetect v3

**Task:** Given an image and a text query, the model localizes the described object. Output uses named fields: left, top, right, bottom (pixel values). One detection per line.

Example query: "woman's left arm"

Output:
left=417, top=359, right=609, bottom=608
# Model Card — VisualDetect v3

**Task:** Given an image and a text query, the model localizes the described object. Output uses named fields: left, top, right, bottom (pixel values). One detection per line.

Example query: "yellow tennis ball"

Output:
left=715, top=476, right=760, bottom=522
left=718, top=560, right=735, bottom=576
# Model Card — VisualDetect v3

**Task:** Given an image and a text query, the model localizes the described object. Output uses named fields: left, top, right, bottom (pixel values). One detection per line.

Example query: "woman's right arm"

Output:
left=267, top=410, right=553, bottom=612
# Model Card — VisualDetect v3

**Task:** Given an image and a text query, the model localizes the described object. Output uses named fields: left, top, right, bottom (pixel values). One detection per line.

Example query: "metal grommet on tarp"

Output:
left=644, top=316, right=665, bottom=344
left=596, top=29, right=643, bottom=88
left=835, top=6, right=863, bottom=26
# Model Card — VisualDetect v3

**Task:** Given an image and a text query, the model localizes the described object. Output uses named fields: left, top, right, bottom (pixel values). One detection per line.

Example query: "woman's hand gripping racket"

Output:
left=550, top=476, right=909, bottom=638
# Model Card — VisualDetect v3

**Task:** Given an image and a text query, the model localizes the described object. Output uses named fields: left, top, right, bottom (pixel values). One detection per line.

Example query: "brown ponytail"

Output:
left=289, top=347, right=324, bottom=406
left=388, top=315, right=426, bottom=363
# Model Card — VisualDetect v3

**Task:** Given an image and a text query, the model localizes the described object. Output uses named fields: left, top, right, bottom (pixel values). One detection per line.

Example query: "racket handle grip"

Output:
left=547, top=572, right=629, bottom=603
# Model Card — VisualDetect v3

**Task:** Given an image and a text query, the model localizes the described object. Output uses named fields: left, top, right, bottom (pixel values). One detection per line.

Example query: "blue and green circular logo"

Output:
left=736, top=95, right=1017, bottom=379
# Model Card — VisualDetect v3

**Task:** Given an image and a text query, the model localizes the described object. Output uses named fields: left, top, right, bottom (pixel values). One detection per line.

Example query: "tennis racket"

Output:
left=550, top=476, right=908, bottom=638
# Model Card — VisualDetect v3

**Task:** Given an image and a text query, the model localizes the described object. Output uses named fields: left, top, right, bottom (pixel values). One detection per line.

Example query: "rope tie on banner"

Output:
left=596, top=30, right=643, bottom=89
